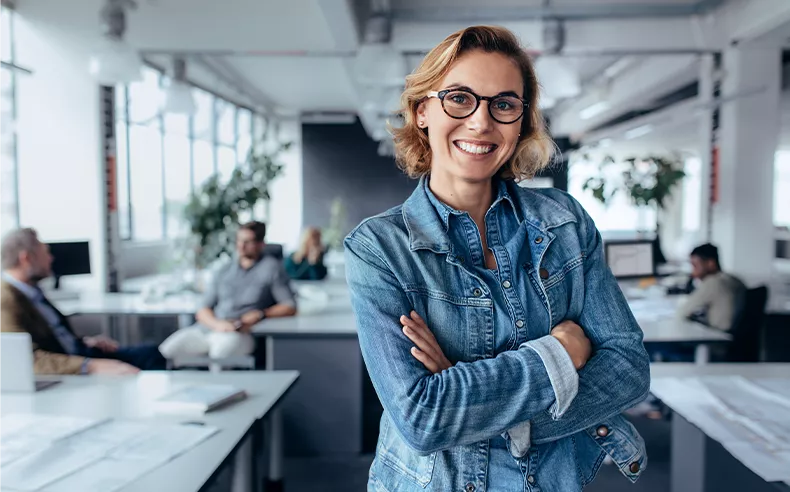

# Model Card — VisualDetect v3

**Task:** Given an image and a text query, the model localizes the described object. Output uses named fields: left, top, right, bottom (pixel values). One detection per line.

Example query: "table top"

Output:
left=56, top=279, right=732, bottom=343
left=56, top=292, right=201, bottom=317
left=650, top=362, right=790, bottom=379
left=1, top=371, right=299, bottom=492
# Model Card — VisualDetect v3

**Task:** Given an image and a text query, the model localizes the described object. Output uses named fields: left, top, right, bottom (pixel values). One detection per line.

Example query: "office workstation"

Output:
left=1, top=1, right=790, bottom=491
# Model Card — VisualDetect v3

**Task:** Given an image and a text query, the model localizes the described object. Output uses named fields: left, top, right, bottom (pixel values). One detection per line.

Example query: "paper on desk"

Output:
left=40, top=457, right=162, bottom=492
left=651, top=376, right=790, bottom=482
left=0, top=442, right=104, bottom=491
left=0, top=414, right=105, bottom=468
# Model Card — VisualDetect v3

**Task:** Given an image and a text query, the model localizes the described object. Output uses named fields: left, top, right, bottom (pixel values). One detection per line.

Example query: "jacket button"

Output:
left=596, top=426, right=609, bottom=437
left=473, top=288, right=482, bottom=297
left=516, top=320, right=524, bottom=328
left=527, top=475, right=535, bottom=484
left=539, top=268, right=549, bottom=279
left=465, top=483, right=475, bottom=492
left=629, top=462, right=640, bottom=473
left=502, top=280, right=511, bottom=288
left=534, top=236, right=543, bottom=244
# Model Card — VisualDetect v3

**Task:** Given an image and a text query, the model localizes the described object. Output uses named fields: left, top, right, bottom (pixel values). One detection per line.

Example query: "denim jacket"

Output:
left=345, top=177, right=651, bottom=491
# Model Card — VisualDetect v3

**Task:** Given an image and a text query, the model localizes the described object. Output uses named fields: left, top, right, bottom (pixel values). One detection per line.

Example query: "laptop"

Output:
left=1, top=332, right=61, bottom=392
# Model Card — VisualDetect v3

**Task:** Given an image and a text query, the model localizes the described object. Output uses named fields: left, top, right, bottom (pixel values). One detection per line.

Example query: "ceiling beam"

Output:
left=391, top=1, right=726, bottom=22
left=552, top=55, right=699, bottom=136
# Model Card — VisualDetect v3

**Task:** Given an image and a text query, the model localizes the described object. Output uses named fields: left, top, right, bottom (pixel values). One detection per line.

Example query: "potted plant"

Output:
left=582, top=154, right=685, bottom=263
left=183, top=139, right=291, bottom=270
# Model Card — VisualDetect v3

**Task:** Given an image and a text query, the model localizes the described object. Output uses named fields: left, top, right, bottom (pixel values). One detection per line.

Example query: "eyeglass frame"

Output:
left=425, top=88, right=529, bottom=125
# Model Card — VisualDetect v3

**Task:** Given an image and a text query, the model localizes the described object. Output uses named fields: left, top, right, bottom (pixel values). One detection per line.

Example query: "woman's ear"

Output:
left=416, top=101, right=428, bottom=129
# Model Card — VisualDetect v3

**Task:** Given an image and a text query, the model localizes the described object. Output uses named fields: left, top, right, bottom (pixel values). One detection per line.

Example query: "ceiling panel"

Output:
left=227, top=58, right=358, bottom=113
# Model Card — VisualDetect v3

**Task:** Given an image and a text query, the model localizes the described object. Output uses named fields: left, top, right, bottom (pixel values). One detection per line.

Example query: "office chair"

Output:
left=725, top=286, right=769, bottom=362
left=262, top=243, right=284, bottom=260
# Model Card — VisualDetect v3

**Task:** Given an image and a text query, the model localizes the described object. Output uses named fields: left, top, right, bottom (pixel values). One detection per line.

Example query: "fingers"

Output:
left=410, top=347, right=440, bottom=374
left=400, top=315, right=441, bottom=360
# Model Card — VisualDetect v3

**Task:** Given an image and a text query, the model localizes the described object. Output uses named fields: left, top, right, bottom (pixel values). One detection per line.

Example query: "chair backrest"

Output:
left=726, top=286, right=769, bottom=362
left=262, top=243, right=284, bottom=260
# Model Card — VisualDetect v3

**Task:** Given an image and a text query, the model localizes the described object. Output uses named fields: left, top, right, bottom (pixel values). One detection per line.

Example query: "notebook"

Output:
left=152, top=384, right=248, bottom=414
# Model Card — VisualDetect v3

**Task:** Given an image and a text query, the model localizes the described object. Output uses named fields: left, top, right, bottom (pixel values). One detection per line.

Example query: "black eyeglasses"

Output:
left=426, top=88, right=528, bottom=124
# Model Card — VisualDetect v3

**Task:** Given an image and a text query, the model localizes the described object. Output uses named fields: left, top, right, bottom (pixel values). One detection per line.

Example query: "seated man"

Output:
left=677, top=243, right=747, bottom=332
left=159, top=221, right=297, bottom=360
left=1, top=228, right=166, bottom=375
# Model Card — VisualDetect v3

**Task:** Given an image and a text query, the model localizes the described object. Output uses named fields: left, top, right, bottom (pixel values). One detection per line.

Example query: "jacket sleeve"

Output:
left=529, top=203, right=651, bottom=444
left=1, top=290, right=86, bottom=375
left=345, top=233, right=569, bottom=455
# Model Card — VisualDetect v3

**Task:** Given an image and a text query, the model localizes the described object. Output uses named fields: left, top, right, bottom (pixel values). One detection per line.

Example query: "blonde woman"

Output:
left=285, top=227, right=328, bottom=280
left=344, top=26, right=650, bottom=491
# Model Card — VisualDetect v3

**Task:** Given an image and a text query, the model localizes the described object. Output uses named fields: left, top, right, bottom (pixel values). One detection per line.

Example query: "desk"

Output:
left=56, top=292, right=201, bottom=345
left=251, top=298, right=360, bottom=459
left=1, top=370, right=299, bottom=492
left=627, top=296, right=732, bottom=363
left=650, top=363, right=790, bottom=492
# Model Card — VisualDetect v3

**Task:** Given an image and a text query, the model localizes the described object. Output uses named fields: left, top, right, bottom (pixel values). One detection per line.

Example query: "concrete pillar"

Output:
left=711, top=44, right=781, bottom=285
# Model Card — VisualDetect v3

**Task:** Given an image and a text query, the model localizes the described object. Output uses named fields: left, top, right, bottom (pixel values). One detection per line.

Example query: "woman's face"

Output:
left=417, top=49, right=524, bottom=186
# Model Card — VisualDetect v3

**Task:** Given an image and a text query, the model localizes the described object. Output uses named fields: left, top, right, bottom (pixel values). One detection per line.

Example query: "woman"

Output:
left=284, top=227, right=328, bottom=280
left=344, top=26, right=651, bottom=491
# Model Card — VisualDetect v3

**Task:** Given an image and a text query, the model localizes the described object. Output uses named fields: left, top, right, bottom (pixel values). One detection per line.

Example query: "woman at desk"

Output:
left=344, top=26, right=651, bottom=491
left=284, top=227, right=328, bottom=281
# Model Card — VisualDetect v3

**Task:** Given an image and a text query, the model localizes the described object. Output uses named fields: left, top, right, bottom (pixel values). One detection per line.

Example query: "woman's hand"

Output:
left=400, top=311, right=452, bottom=374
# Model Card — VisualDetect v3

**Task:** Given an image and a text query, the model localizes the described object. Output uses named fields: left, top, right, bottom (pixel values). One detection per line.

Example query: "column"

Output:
left=711, top=44, right=781, bottom=285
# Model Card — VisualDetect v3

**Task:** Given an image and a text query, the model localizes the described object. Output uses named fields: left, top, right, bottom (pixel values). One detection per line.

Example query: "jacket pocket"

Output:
left=584, top=414, right=648, bottom=483
left=375, top=415, right=437, bottom=488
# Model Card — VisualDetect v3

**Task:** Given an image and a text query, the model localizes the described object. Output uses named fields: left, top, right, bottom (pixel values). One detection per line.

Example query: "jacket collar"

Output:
left=402, top=175, right=576, bottom=253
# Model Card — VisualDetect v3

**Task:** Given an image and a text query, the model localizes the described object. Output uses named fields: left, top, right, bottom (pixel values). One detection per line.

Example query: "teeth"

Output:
left=457, top=141, right=493, bottom=155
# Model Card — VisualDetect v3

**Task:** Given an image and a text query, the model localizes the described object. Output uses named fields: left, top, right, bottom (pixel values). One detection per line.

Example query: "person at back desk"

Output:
left=159, top=221, right=297, bottom=360
left=284, top=227, right=328, bottom=281
left=677, top=243, right=747, bottom=332
left=1, top=228, right=166, bottom=374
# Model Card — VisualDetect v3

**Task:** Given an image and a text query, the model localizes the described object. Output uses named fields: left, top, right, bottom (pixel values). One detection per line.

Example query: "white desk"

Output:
left=56, top=292, right=201, bottom=318
left=55, top=292, right=201, bottom=345
left=1, top=371, right=299, bottom=492
left=650, top=363, right=790, bottom=492
left=627, top=296, right=732, bottom=363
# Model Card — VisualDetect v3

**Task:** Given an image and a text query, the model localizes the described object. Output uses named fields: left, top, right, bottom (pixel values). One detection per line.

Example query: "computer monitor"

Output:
left=604, top=240, right=656, bottom=279
left=47, top=241, right=91, bottom=288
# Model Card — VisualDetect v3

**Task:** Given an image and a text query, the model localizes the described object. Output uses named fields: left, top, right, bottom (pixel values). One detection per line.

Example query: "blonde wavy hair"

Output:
left=391, top=25, right=555, bottom=180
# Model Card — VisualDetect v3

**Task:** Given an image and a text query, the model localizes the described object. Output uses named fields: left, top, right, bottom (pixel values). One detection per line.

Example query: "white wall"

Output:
left=13, top=12, right=105, bottom=291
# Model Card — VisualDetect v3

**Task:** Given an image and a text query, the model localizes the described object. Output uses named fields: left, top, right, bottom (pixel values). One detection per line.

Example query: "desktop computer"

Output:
left=47, top=241, right=91, bottom=289
left=604, top=240, right=656, bottom=279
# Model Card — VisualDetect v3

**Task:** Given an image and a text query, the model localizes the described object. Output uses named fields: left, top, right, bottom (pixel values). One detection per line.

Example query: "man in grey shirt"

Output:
left=159, top=221, right=297, bottom=359
left=677, top=243, right=747, bottom=332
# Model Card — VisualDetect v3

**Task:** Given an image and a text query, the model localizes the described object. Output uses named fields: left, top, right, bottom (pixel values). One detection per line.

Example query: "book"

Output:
left=152, top=384, right=248, bottom=414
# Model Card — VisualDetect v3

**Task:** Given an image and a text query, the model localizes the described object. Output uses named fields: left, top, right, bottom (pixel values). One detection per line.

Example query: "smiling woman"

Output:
left=345, top=25, right=651, bottom=492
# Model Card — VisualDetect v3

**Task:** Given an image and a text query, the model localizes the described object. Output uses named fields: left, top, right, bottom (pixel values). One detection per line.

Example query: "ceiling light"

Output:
left=579, top=101, right=611, bottom=120
left=354, top=43, right=407, bottom=87
left=624, top=124, right=653, bottom=140
left=89, top=0, right=142, bottom=85
left=89, top=36, right=142, bottom=85
left=162, top=57, right=196, bottom=115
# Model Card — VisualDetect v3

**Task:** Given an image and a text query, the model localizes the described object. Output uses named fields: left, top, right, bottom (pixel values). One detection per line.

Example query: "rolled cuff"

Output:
left=522, top=335, right=579, bottom=420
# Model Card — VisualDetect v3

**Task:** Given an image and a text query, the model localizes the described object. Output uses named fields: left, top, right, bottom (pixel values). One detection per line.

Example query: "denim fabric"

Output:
left=345, top=177, right=651, bottom=491
left=424, top=182, right=579, bottom=463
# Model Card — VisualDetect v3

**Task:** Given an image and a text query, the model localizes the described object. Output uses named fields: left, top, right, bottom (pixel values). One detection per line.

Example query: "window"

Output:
left=568, top=154, right=657, bottom=232
left=115, top=67, right=260, bottom=242
left=775, top=151, right=790, bottom=228
left=1, top=5, right=18, bottom=236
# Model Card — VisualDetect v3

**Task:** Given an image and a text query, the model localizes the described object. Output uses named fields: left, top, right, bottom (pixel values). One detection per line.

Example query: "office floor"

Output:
left=280, top=414, right=671, bottom=492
